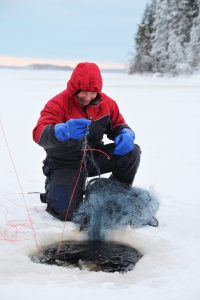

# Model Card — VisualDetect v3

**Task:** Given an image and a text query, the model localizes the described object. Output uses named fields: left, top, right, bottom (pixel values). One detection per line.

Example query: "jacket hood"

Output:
left=67, top=62, right=103, bottom=96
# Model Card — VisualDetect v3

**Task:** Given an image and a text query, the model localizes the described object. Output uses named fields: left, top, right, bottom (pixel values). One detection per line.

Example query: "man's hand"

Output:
left=113, top=128, right=135, bottom=156
left=54, top=118, right=91, bottom=142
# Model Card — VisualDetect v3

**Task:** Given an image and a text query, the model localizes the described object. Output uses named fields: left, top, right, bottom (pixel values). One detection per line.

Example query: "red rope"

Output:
left=0, top=194, right=45, bottom=243
left=57, top=146, right=111, bottom=253
left=0, top=120, right=40, bottom=254
left=0, top=119, right=111, bottom=254
left=81, top=148, right=111, bottom=160
left=56, top=149, right=86, bottom=253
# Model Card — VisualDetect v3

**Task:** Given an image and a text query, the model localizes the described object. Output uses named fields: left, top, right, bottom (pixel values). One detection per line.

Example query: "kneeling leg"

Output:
left=45, top=168, right=85, bottom=221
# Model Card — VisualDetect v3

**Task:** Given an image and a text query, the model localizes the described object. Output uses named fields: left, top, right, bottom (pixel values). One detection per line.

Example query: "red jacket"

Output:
left=33, top=62, right=130, bottom=165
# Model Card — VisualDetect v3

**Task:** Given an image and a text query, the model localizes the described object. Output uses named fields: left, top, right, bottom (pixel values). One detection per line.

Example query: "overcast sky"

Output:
left=1, top=0, right=148, bottom=64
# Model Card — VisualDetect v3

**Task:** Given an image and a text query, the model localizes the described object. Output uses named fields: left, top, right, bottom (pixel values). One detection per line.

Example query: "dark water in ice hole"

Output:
left=31, top=240, right=143, bottom=273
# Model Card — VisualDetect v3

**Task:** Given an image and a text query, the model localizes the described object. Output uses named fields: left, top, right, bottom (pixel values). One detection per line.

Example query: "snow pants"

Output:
left=41, top=143, right=141, bottom=221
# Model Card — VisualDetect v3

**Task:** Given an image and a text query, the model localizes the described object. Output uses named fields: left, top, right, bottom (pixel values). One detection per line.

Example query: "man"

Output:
left=33, top=62, right=141, bottom=221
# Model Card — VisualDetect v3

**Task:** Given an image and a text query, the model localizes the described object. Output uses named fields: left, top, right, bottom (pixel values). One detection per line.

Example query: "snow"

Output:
left=133, top=0, right=200, bottom=74
left=0, top=69, right=200, bottom=300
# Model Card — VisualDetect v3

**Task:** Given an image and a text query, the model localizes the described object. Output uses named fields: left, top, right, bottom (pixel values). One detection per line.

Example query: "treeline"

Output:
left=129, top=0, right=200, bottom=74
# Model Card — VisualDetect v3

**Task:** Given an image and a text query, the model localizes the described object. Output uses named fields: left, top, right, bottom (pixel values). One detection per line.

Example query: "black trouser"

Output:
left=43, top=143, right=141, bottom=221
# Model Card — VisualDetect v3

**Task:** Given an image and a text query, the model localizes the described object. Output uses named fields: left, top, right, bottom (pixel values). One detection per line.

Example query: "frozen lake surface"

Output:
left=0, top=69, right=200, bottom=300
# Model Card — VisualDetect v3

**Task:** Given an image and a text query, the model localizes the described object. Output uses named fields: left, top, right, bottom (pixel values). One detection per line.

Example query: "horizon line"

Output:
left=0, top=55, right=126, bottom=70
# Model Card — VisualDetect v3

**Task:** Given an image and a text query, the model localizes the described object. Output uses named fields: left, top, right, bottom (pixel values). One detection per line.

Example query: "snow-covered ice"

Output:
left=0, top=69, right=200, bottom=300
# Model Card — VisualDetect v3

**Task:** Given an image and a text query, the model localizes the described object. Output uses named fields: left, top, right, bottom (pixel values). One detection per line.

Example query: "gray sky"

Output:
left=1, top=0, right=148, bottom=64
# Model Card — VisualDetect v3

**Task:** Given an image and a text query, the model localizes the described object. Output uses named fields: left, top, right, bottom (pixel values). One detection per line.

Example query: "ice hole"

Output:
left=31, top=240, right=143, bottom=273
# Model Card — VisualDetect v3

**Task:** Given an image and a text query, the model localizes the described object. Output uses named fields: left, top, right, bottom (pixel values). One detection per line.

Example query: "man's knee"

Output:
left=46, top=197, right=76, bottom=221
left=46, top=184, right=83, bottom=221
left=46, top=204, right=70, bottom=221
left=122, top=143, right=141, bottom=164
left=43, top=167, right=85, bottom=221
left=127, top=144, right=141, bottom=171
left=131, top=143, right=141, bottom=161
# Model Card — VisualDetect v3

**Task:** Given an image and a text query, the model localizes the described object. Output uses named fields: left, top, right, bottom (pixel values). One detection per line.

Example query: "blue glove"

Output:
left=113, top=128, right=135, bottom=156
left=54, top=118, right=91, bottom=142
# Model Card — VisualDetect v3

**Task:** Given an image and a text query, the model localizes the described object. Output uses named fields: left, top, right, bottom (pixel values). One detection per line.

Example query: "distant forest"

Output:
left=129, top=0, right=200, bottom=74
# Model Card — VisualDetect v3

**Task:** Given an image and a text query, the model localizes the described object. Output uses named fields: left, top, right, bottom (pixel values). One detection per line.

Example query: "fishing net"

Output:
left=72, top=177, right=159, bottom=241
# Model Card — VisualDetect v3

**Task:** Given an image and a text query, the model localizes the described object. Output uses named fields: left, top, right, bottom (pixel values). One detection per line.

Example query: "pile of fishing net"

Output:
left=72, top=178, right=159, bottom=240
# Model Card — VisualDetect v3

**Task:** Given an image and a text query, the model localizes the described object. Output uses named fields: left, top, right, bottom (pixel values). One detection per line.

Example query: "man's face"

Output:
left=76, top=91, right=98, bottom=107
